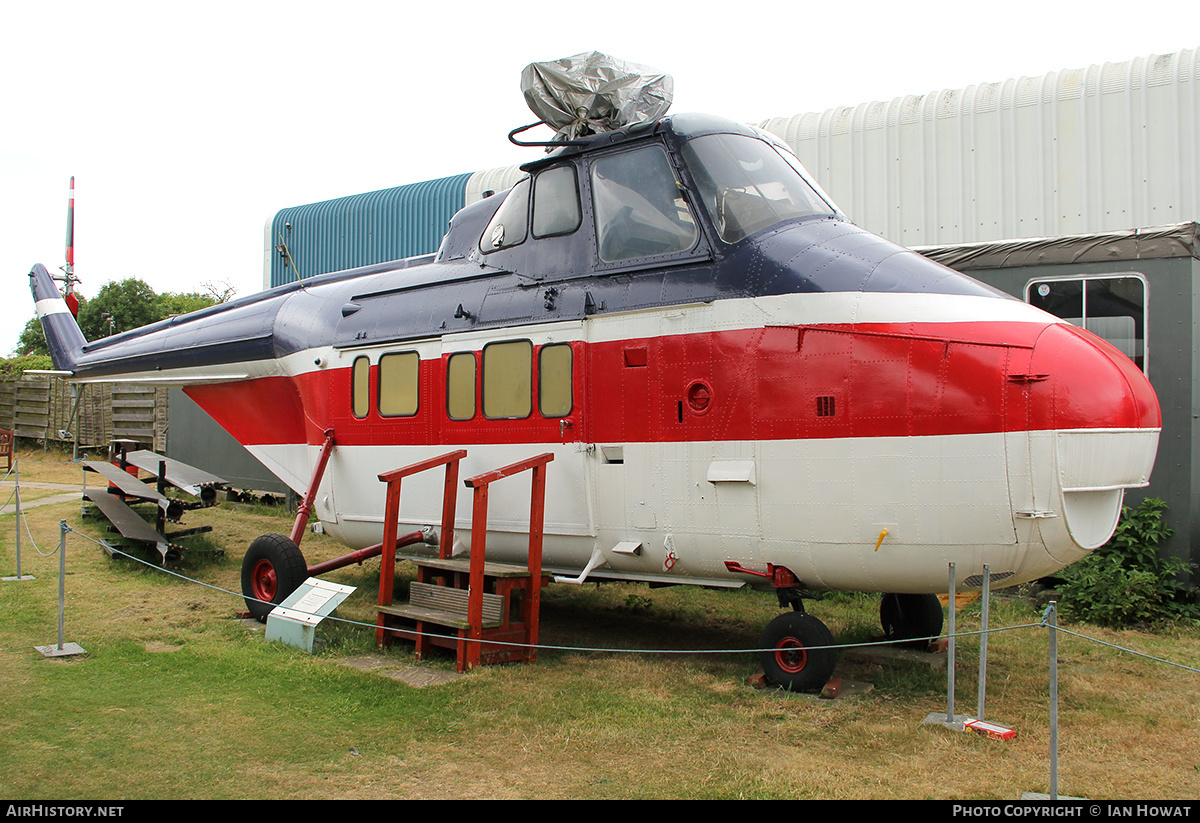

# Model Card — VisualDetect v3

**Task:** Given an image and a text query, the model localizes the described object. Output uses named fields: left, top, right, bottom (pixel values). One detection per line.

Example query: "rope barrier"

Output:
left=54, top=524, right=1200, bottom=668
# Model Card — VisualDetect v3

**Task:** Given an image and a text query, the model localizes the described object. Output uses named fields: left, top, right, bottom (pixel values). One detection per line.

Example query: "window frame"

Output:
left=537, top=342, right=574, bottom=418
left=376, top=351, right=420, bottom=418
left=481, top=339, right=534, bottom=420
left=587, top=142, right=702, bottom=268
left=351, top=355, right=371, bottom=419
left=479, top=177, right=531, bottom=254
left=446, top=351, right=477, bottom=421
left=532, top=165, right=583, bottom=239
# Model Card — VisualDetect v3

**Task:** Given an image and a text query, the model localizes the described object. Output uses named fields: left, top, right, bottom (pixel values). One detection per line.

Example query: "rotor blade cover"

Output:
left=521, top=51, right=673, bottom=141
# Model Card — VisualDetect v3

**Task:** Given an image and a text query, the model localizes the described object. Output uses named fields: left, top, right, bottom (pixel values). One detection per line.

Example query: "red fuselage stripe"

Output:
left=184, top=320, right=1160, bottom=447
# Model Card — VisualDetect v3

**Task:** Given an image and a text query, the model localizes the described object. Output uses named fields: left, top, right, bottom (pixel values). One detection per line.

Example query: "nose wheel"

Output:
left=758, top=611, right=836, bottom=692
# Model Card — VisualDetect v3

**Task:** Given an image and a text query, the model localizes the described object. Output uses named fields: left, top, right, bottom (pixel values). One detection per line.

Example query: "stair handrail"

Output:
left=461, top=452, right=554, bottom=667
left=376, top=450, right=468, bottom=645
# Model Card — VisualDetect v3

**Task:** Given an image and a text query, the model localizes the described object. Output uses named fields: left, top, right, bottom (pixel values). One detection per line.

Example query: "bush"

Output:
left=0, top=353, right=53, bottom=375
left=1058, top=498, right=1199, bottom=627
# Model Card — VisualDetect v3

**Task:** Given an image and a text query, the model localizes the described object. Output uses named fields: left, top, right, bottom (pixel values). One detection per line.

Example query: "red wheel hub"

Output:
left=251, top=559, right=277, bottom=601
left=774, top=638, right=808, bottom=673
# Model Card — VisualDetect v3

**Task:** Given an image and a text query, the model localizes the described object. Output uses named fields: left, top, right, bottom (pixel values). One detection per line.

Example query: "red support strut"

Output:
left=290, top=429, right=335, bottom=547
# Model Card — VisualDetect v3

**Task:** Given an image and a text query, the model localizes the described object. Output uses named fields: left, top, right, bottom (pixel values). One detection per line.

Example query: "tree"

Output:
left=77, top=279, right=163, bottom=339
left=13, top=278, right=225, bottom=356
left=17, top=316, right=50, bottom=357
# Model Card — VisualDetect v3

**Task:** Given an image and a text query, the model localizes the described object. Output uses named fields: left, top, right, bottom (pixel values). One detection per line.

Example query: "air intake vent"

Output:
left=816, top=396, right=836, bottom=417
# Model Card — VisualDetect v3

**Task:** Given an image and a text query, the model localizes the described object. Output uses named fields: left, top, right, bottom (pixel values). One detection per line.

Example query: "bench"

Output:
left=0, top=429, right=12, bottom=471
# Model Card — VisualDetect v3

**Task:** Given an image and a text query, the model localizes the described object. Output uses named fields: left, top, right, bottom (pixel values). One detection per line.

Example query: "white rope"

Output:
left=57, top=524, right=1200, bottom=667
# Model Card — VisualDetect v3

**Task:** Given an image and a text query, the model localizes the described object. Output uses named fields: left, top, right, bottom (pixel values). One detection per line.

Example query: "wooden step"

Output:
left=379, top=582, right=505, bottom=630
left=411, top=556, right=537, bottom=578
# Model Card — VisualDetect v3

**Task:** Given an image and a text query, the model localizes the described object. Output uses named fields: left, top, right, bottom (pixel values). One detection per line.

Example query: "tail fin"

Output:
left=29, top=263, right=86, bottom=372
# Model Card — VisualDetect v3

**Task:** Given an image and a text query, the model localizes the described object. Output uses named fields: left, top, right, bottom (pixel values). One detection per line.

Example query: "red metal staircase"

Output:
left=375, top=451, right=554, bottom=671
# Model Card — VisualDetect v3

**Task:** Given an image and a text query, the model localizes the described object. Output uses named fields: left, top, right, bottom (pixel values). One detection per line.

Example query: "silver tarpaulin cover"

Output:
left=521, top=52, right=673, bottom=141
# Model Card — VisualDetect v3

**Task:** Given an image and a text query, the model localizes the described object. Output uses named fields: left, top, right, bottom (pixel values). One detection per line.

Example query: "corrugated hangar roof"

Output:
left=265, top=173, right=472, bottom=289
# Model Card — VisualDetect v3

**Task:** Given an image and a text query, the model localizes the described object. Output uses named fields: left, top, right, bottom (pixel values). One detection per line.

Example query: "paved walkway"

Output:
left=0, top=481, right=86, bottom=516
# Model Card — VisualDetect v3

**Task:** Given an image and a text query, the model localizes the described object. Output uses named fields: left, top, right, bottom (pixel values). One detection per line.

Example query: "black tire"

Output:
left=880, top=593, right=944, bottom=649
left=241, top=533, right=307, bottom=622
left=759, top=612, right=837, bottom=692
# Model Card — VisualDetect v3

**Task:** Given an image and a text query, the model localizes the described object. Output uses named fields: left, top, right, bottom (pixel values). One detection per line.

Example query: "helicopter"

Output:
left=29, top=55, right=1160, bottom=690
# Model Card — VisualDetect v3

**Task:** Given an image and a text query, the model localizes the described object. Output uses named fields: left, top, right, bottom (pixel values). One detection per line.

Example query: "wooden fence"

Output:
left=0, top=375, right=168, bottom=451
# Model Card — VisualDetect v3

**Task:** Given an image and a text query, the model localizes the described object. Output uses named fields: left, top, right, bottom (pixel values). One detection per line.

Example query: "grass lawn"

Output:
left=1, top=445, right=1198, bottom=799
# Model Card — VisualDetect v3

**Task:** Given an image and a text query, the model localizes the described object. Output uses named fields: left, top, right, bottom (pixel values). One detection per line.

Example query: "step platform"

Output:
left=378, top=559, right=550, bottom=670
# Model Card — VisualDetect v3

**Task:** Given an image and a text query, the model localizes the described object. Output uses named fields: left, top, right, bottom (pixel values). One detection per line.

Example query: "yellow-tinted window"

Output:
left=482, top=340, right=532, bottom=419
left=447, top=352, right=476, bottom=420
left=352, top=356, right=370, bottom=419
left=378, top=352, right=419, bottom=417
left=539, top=344, right=573, bottom=417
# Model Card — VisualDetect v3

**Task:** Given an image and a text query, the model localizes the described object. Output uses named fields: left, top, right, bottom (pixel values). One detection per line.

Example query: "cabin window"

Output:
left=538, top=343, right=573, bottom=417
left=378, top=352, right=419, bottom=417
left=1026, top=274, right=1148, bottom=374
left=351, top=356, right=370, bottom=419
left=591, top=145, right=697, bottom=263
left=682, top=133, right=835, bottom=243
left=446, top=352, right=477, bottom=420
left=532, top=165, right=582, bottom=238
left=482, top=340, right=532, bottom=419
left=480, top=177, right=531, bottom=253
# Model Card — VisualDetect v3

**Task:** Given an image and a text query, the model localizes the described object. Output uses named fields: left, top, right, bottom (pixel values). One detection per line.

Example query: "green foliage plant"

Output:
left=1058, top=497, right=1199, bottom=627
left=11, top=277, right=229, bottom=357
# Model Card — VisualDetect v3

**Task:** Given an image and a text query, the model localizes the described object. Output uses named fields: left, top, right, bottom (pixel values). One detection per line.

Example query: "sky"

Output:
left=1, top=0, right=1194, bottom=355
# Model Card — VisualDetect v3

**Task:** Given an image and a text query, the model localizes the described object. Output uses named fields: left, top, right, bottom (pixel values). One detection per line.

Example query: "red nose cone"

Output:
left=1028, top=322, right=1160, bottom=431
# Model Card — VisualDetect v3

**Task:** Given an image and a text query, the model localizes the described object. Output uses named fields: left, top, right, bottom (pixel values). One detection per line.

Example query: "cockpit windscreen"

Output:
left=683, top=133, right=836, bottom=243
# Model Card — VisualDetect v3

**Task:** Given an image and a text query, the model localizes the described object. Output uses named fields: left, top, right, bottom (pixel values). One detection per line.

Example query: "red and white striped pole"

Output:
left=63, top=176, right=79, bottom=316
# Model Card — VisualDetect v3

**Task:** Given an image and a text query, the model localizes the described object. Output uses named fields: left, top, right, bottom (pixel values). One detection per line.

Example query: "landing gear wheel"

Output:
left=759, top=612, right=837, bottom=692
left=241, top=533, right=307, bottom=622
left=880, top=593, right=944, bottom=649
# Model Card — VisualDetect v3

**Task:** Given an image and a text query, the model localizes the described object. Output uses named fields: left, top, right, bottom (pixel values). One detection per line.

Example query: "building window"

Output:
left=1026, top=274, right=1147, bottom=374
left=538, top=343, right=573, bottom=417
left=446, top=352, right=476, bottom=421
left=482, top=340, right=532, bottom=419
left=378, top=352, right=419, bottom=417
left=351, top=356, right=370, bottom=419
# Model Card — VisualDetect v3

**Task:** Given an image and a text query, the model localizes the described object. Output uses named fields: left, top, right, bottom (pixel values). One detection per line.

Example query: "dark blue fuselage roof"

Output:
left=38, top=114, right=1011, bottom=379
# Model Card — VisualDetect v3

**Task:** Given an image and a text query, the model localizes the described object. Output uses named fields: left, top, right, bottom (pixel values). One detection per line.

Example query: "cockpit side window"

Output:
left=532, top=165, right=582, bottom=238
left=480, top=177, right=531, bottom=253
left=682, top=133, right=835, bottom=243
left=591, top=145, right=698, bottom=263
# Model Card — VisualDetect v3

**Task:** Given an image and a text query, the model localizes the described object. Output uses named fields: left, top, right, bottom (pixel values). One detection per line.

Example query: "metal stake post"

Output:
left=4, top=458, right=34, bottom=582
left=34, top=521, right=85, bottom=658
left=1046, top=601, right=1059, bottom=800
left=922, top=562, right=971, bottom=729
left=977, top=564, right=990, bottom=720
left=946, top=561, right=956, bottom=721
